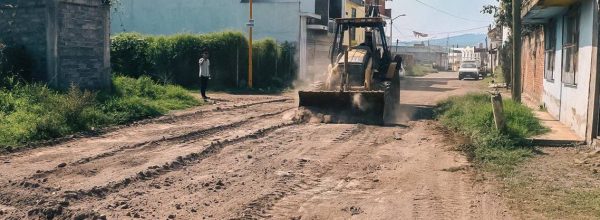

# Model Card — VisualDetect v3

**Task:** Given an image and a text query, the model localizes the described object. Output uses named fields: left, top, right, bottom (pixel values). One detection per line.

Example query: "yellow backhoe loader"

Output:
left=298, top=9, right=402, bottom=125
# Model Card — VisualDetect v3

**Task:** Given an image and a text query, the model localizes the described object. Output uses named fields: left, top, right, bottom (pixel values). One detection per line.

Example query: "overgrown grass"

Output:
left=483, top=66, right=506, bottom=85
left=435, top=93, right=547, bottom=176
left=436, top=93, right=600, bottom=218
left=0, top=76, right=200, bottom=150
left=405, top=64, right=438, bottom=77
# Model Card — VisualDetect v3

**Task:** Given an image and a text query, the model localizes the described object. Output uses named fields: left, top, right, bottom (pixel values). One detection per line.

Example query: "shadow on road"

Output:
left=387, top=104, right=435, bottom=125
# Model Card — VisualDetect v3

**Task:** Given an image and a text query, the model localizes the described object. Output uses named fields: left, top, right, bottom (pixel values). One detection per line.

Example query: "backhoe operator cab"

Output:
left=326, top=17, right=399, bottom=90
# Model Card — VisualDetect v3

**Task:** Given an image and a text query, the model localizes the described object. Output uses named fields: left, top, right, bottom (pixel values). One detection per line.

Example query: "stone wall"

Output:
left=0, top=0, right=49, bottom=81
left=0, top=0, right=111, bottom=90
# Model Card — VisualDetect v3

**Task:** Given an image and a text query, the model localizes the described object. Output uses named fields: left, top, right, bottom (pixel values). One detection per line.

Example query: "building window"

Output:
left=562, top=6, right=579, bottom=86
left=544, top=20, right=556, bottom=81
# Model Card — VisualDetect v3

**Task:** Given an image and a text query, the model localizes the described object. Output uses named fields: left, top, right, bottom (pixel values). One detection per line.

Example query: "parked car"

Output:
left=461, top=60, right=488, bottom=78
left=458, top=62, right=480, bottom=80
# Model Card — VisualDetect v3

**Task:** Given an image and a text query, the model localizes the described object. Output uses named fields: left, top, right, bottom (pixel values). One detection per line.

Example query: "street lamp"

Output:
left=389, top=14, right=406, bottom=49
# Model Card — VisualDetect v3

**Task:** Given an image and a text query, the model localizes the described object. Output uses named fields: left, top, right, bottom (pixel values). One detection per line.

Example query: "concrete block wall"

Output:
left=0, top=0, right=111, bottom=90
left=521, top=28, right=545, bottom=104
left=0, top=0, right=49, bottom=81
left=56, top=0, right=111, bottom=89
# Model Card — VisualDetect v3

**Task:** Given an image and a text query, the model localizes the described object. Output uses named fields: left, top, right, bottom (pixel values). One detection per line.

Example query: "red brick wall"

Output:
left=521, top=28, right=545, bottom=104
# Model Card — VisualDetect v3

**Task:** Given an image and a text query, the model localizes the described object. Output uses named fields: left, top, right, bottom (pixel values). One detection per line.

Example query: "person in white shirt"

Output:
left=198, top=51, right=211, bottom=101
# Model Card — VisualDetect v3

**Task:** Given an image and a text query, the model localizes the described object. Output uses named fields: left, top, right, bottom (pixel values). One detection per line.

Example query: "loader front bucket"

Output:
left=298, top=91, right=385, bottom=125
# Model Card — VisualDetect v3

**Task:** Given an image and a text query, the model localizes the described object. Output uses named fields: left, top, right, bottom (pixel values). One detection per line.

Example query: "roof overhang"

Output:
left=300, top=12, right=321, bottom=20
left=522, top=0, right=579, bottom=24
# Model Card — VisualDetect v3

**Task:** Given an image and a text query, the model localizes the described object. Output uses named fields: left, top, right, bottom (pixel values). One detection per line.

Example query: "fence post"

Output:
left=491, top=92, right=506, bottom=132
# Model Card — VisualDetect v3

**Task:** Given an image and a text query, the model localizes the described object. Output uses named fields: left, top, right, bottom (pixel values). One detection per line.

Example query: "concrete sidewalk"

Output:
left=489, top=85, right=585, bottom=146
left=529, top=110, right=586, bottom=146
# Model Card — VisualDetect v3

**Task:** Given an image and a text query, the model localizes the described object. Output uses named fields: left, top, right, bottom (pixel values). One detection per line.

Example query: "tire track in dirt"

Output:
left=58, top=124, right=359, bottom=219
left=150, top=97, right=291, bottom=124
left=0, top=96, right=299, bottom=218
left=0, top=98, right=294, bottom=181
left=236, top=125, right=392, bottom=219
left=67, top=120, right=300, bottom=200
left=0, top=97, right=291, bottom=156
left=27, top=108, right=293, bottom=181
left=264, top=126, right=393, bottom=220
left=0, top=114, right=302, bottom=219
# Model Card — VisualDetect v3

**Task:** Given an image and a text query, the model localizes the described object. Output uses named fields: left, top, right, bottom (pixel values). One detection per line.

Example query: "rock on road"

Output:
left=0, top=72, right=512, bottom=219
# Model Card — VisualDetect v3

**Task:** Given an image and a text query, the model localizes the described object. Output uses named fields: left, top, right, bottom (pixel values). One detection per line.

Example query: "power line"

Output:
left=431, top=25, right=488, bottom=35
left=391, top=23, right=489, bottom=42
left=393, top=23, right=488, bottom=38
left=391, top=24, right=416, bottom=39
left=414, top=0, right=490, bottom=23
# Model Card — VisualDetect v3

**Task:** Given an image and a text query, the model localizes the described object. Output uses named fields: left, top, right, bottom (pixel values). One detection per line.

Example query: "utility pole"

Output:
left=446, top=34, right=449, bottom=52
left=390, top=14, right=406, bottom=50
left=390, top=18, right=393, bottom=46
left=248, top=0, right=254, bottom=88
left=446, top=34, right=450, bottom=70
left=512, top=0, right=522, bottom=102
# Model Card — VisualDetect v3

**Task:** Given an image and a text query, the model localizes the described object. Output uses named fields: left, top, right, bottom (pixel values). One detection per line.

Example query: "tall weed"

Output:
left=0, top=76, right=200, bottom=150
left=435, top=93, right=547, bottom=175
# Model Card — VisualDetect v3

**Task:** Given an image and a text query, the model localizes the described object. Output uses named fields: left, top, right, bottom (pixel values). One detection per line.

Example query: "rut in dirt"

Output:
left=0, top=95, right=302, bottom=219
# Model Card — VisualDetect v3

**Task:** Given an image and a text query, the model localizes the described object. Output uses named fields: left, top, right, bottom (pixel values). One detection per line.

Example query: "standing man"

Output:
left=198, top=51, right=211, bottom=101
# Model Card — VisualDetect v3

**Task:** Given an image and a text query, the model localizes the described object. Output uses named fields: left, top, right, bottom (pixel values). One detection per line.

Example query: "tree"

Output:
left=482, top=0, right=536, bottom=35
left=482, top=0, right=513, bottom=28
left=482, top=0, right=514, bottom=87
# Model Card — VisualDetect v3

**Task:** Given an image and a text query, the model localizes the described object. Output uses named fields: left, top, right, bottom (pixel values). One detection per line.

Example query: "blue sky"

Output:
left=388, top=0, right=497, bottom=41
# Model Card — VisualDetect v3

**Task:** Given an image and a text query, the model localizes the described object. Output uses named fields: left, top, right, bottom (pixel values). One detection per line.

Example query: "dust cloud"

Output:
left=293, top=34, right=334, bottom=91
left=352, top=93, right=372, bottom=111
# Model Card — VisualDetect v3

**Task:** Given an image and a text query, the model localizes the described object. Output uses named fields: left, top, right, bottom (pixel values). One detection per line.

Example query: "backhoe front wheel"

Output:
left=383, top=68, right=401, bottom=125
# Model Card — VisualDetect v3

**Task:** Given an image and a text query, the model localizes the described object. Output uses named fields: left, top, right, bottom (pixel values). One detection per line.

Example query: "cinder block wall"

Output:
left=0, top=0, right=111, bottom=90
left=521, top=28, right=545, bottom=104
left=55, top=0, right=111, bottom=89
left=0, top=0, right=49, bottom=81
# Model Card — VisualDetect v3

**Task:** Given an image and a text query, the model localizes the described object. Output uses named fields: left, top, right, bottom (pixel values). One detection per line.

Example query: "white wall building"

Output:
left=453, top=46, right=480, bottom=61
left=522, top=0, right=599, bottom=142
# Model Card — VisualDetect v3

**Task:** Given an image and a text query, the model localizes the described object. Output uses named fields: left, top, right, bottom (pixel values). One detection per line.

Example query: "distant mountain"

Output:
left=399, top=34, right=487, bottom=48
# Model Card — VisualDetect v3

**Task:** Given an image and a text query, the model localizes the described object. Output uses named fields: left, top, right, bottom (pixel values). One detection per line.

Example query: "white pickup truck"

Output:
left=458, top=61, right=481, bottom=80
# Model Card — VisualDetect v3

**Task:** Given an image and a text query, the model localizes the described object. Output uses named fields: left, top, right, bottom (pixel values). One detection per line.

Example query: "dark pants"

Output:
left=200, top=76, right=209, bottom=99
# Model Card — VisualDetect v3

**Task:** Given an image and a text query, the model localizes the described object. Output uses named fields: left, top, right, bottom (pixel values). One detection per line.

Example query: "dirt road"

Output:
left=0, top=72, right=512, bottom=219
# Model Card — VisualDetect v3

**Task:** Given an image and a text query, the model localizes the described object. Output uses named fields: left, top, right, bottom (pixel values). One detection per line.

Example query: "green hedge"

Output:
left=111, top=32, right=297, bottom=89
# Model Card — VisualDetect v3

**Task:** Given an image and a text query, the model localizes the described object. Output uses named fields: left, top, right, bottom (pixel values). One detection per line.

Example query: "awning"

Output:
left=522, top=0, right=580, bottom=24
